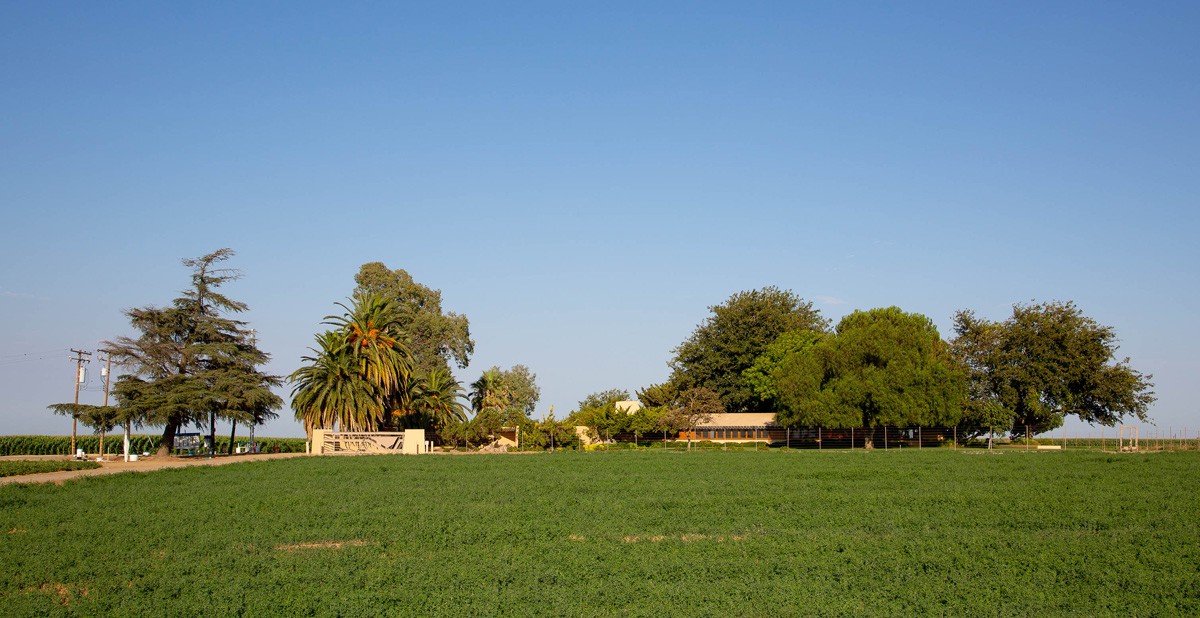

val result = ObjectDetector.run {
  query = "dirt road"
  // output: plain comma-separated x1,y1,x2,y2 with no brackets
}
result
0,452,307,486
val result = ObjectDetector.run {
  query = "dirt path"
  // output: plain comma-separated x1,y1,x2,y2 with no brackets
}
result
0,452,307,486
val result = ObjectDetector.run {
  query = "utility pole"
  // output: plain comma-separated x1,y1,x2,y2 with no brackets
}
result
69,349,92,457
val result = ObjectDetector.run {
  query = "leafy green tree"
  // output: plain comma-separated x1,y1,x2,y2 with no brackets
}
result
567,389,633,442
212,356,283,453
951,301,1155,436
290,331,382,436
669,287,829,411
578,389,631,412
627,405,667,444
354,262,474,375
775,307,965,446
470,365,540,424
635,382,679,408
104,249,282,456
330,295,413,395
742,330,824,410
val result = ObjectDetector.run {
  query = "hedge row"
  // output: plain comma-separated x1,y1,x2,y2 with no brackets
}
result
0,435,308,456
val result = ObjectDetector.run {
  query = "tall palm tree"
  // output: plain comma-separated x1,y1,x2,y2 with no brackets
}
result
324,294,412,393
291,330,384,434
290,294,414,439
469,368,507,416
415,369,468,430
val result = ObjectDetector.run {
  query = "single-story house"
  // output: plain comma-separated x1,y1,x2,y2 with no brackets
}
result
680,412,782,443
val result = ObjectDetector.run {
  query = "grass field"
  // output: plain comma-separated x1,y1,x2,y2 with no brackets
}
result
0,460,100,478
1,449,1197,616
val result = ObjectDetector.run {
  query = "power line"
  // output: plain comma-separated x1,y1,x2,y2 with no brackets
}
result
0,348,66,359
0,354,61,367
0,348,67,366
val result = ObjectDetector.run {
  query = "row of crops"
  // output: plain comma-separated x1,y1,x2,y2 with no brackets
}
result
0,435,308,456
1,449,1197,614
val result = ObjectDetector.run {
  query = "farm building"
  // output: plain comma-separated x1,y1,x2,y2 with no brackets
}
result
680,413,782,443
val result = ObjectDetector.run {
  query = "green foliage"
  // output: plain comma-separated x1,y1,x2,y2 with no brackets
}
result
291,295,413,433
393,368,469,441
0,460,100,478
635,382,678,408
470,365,540,422
568,389,633,439
512,415,579,450
742,330,824,409
354,262,474,374
577,389,630,412
104,248,282,455
0,451,1197,615
46,404,124,435
775,307,965,430
626,405,667,436
952,301,1155,436
669,287,829,411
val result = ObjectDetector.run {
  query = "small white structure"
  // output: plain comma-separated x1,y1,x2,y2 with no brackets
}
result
402,429,426,454
615,400,642,414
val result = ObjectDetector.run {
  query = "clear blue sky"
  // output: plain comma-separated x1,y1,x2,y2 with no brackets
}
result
2,2,1197,438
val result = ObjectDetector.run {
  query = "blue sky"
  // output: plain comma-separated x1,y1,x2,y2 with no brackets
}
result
2,2,1197,438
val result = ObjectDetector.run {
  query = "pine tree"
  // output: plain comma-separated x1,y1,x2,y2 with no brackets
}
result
104,249,282,456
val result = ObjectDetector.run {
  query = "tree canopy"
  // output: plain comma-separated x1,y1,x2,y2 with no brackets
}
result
951,301,1155,436
669,287,829,412
290,295,412,434
104,249,282,456
47,403,125,456
577,389,631,412
354,262,474,375
774,307,964,431
469,365,540,423
742,329,824,411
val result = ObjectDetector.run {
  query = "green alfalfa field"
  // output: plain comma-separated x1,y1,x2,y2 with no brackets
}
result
1,449,1198,616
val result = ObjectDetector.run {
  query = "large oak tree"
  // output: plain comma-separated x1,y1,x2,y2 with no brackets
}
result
951,301,1154,436
669,287,829,412
774,307,965,441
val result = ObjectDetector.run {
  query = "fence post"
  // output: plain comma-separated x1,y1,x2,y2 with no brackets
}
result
851,427,854,450
918,427,922,449
953,426,956,450
818,427,822,451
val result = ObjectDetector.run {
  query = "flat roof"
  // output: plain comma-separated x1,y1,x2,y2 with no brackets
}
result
697,413,777,428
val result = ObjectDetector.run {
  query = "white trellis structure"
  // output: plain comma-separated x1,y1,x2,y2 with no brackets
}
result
1119,425,1139,452
310,429,429,455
